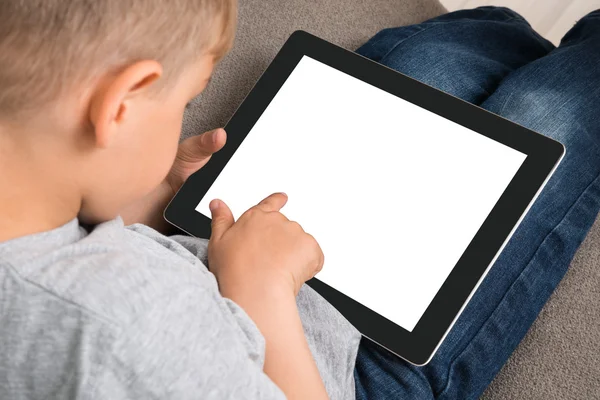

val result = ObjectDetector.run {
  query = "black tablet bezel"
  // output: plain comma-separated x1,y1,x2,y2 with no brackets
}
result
165,31,565,365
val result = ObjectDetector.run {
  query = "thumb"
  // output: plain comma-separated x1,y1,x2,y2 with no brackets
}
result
209,199,234,241
178,128,226,162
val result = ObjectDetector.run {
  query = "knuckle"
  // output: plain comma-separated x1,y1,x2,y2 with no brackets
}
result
304,232,318,246
304,233,324,271
268,210,286,223
317,252,325,272
258,199,272,209
244,207,260,218
289,220,304,232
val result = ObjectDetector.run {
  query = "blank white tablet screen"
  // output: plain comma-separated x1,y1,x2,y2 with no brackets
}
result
196,56,526,332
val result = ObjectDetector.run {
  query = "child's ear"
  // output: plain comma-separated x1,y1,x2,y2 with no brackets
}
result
89,60,163,148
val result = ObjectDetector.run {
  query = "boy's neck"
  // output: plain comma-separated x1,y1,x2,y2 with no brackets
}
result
0,127,82,243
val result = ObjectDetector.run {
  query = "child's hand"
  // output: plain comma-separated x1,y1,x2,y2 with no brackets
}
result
165,129,227,193
121,129,226,233
208,193,324,297
209,193,329,399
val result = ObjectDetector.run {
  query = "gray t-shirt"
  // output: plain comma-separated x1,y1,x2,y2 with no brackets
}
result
0,218,361,399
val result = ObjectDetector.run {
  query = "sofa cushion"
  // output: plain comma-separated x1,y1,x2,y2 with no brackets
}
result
181,1,600,398
181,0,445,138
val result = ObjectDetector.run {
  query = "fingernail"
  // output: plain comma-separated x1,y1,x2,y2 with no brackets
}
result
209,199,220,211
212,130,220,144
278,192,287,197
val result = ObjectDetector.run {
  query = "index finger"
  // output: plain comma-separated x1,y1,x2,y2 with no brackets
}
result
255,192,288,212
311,235,325,275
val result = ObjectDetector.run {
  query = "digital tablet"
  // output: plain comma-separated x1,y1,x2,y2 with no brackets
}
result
165,31,564,365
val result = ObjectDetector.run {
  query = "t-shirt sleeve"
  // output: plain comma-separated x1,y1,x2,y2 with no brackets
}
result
168,234,210,265
91,283,285,400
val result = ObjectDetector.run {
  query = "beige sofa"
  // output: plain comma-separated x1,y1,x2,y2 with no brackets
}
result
182,1,600,398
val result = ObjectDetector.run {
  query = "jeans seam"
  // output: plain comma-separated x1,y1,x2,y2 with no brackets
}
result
378,17,543,65
377,25,430,62
435,169,600,399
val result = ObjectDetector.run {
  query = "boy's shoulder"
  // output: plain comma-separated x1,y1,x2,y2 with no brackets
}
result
0,220,282,399
0,218,215,326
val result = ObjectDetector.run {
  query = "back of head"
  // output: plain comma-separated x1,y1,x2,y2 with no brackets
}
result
0,0,237,120
0,0,237,231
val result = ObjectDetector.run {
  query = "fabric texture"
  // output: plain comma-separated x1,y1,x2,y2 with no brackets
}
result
180,0,446,139
186,1,600,397
352,7,600,400
0,218,360,399
3,0,599,398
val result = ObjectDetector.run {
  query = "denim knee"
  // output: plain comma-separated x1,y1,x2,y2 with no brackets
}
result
487,80,600,153
358,7,553,103
561,8,600,45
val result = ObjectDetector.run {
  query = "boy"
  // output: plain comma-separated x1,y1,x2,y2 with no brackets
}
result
0,0,358,398
3,1,600,399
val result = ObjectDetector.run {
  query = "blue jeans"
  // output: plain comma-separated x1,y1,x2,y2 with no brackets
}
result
354,7,600,400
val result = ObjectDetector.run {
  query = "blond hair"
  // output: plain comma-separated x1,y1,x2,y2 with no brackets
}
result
0,0,237,119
